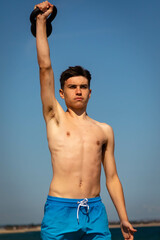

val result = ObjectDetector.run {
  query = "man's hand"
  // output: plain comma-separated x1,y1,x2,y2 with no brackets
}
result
120,220,137,240
34,1,54,20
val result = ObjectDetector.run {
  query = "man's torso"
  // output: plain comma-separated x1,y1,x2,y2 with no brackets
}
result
46,105,108,199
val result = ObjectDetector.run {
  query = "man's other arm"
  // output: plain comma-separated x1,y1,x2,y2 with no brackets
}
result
102,124,137,239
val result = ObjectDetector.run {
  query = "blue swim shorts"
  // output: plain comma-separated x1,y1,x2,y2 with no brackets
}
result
41,195,111,240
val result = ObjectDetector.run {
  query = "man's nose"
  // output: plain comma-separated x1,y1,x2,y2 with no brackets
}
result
75,87,82,95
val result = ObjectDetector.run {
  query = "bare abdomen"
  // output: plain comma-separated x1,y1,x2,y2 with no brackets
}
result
48,157,101,198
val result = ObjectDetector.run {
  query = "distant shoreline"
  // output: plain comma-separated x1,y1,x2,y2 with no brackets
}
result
109,222,160,228
0,222,160,234
0,226,41,234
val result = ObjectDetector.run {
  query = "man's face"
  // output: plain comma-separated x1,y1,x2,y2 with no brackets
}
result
59,76,91,110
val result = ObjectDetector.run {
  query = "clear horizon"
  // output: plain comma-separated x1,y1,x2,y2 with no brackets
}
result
1,219,160,227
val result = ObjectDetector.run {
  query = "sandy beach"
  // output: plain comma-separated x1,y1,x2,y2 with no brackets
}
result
0,222,160,234
0,226,41,234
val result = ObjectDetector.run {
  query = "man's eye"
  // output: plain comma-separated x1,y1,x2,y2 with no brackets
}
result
81,85,88,89
69,86,76,89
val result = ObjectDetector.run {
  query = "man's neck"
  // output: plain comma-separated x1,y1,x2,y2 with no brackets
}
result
66,108,88,120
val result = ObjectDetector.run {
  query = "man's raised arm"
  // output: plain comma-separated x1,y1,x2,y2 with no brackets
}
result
36,1,57,122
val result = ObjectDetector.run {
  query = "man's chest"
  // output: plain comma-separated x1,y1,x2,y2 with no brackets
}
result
47,119,107,150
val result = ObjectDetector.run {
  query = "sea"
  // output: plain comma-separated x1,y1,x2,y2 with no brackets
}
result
0,226,160,240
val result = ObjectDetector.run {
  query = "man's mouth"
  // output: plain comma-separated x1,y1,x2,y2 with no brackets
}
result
75,97,83,100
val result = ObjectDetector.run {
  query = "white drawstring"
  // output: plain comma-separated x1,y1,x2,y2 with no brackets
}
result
77,198,89,224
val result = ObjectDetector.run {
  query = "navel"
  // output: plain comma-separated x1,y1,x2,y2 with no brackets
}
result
66,131,70,136
79,179,83,187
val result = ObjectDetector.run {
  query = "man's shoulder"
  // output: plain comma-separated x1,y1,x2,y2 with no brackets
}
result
88,118,114,136
90,118,113,130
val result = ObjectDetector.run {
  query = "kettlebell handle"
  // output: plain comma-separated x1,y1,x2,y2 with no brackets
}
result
30,6,57,37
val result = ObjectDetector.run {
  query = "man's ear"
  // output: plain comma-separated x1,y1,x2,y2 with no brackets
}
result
89,89,92,99
59,89,64,99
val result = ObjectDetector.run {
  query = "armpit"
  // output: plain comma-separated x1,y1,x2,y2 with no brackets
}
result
48,105,54,115
43,105,59,124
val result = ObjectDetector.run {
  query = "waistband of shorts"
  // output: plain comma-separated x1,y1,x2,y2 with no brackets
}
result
46,195,102,205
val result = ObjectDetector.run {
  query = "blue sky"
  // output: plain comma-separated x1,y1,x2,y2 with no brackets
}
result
0,0,160,225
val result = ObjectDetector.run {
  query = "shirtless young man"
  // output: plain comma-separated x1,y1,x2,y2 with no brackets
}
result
35,1,137,240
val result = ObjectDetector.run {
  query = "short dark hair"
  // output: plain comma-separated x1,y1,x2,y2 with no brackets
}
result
60,66,91,89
